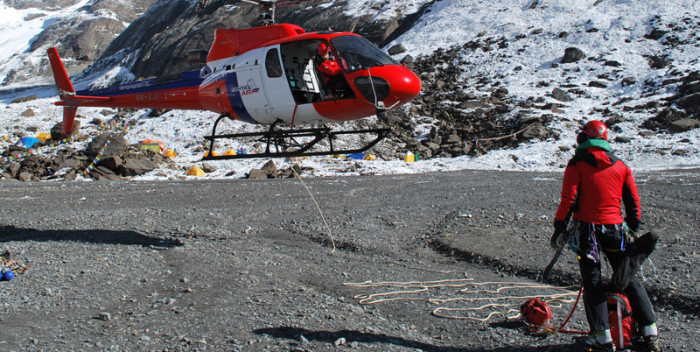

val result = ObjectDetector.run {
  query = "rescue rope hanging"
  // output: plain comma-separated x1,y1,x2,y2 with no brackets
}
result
291,166,336,253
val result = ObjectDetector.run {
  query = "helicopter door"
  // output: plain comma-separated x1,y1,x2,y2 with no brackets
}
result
231,67,270,123
261,47,296,123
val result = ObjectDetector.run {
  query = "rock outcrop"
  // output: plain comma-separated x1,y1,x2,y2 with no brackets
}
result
1,0,157,85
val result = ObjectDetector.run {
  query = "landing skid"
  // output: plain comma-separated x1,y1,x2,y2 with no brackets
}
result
203,115,389,160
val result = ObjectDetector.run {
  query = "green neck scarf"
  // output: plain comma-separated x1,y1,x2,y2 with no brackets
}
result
576,138,611,151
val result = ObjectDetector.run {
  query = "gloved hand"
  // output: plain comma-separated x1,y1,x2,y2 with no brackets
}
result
625,216,640,233
550,219,567,250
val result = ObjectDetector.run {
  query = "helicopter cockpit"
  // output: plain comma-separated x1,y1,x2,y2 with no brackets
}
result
329,35,397,72
279,35,398,104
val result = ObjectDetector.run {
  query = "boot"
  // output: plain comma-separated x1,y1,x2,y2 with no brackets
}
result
578,330,615,352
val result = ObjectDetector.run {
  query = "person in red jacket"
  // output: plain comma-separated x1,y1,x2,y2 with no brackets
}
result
315,43,346,98
552,120,659,352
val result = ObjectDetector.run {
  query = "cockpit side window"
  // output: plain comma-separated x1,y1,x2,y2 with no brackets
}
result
330,35,397,72
265,48,283,78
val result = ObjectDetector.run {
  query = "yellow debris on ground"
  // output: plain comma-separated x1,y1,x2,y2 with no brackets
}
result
186,166,205,177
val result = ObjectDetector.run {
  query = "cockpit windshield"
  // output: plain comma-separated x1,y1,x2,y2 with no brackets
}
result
330,35,397,73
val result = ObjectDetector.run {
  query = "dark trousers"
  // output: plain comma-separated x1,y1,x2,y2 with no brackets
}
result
576,222,657,332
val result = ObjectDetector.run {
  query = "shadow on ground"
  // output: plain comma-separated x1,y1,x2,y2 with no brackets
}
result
254,326,575,352
0,225,183,248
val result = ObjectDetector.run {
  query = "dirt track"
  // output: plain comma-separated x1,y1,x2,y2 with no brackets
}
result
0,169,698,352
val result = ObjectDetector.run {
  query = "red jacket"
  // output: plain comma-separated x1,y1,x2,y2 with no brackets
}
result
555,143,641,225
317,59,341,83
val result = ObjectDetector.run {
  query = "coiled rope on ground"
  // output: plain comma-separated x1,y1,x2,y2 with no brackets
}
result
344,278,582,323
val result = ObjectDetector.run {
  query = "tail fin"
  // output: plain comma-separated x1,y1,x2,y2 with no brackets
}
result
47,47,75,94
47,47,77,135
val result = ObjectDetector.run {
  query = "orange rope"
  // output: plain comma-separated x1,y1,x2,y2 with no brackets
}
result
546,284,588,335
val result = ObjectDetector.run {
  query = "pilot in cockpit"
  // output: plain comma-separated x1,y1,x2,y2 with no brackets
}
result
314,43,346,98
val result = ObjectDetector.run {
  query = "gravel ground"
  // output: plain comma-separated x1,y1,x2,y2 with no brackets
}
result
0,169,698,352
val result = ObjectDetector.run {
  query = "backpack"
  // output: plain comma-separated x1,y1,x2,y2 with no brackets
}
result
607,291,634,349
520,298,552,329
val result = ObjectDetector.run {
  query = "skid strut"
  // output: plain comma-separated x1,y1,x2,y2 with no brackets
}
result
203,115,389,160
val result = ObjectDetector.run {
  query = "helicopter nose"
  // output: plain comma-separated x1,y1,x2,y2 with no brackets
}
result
353,66,421,105
391,66,422,103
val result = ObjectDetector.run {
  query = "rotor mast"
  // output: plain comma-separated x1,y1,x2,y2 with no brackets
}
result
240,0,321,25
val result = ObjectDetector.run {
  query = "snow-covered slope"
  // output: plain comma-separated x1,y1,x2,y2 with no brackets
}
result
0,0,155,87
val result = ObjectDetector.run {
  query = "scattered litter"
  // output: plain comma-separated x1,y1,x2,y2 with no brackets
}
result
15,136,40,148
1,253,28,282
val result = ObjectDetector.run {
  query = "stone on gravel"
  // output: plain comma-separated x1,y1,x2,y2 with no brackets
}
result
248,169,267,179
117,158,157,177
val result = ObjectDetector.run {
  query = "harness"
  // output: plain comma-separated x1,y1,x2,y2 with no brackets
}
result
572,222,629,263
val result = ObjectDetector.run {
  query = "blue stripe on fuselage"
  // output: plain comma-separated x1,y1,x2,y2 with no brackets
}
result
76,70,203,96
224,72,257,124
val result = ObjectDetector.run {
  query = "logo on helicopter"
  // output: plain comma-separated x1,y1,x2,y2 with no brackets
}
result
231,79,260,96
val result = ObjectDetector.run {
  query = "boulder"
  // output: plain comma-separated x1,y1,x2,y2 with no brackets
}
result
201,163,217,173
401,55,415,71
670,118,700,132
261,160,278,178
7,163,21,178
621,77,636,86
388,44,407,56
86,133,128,157
647,55,670,69
561,47,585,63
679,80,700,96
677,93,700,113
551,88,573,102
521,123,550,140
117,158,157,177
90,166,122,181
57,156,85,170
97,155,122,171
645,28,668,40
247,169,268,179
50,120,81,141
18,171,33,182
21,109,35,117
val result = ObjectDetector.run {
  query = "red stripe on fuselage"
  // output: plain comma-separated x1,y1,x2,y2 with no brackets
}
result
312,98,376,121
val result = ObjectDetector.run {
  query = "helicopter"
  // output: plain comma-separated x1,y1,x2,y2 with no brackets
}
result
47,0,422,159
